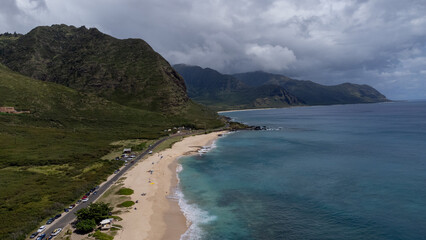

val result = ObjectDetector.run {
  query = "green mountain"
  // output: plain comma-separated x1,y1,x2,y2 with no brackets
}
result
0,24,190,113
234,71,389,105
174,64,302,110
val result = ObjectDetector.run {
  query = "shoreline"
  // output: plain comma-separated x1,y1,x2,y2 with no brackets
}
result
218,107,277,113
114,131,228,240
217,101,396,114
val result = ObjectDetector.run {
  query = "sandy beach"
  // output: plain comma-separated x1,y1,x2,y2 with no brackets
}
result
114,131,227,240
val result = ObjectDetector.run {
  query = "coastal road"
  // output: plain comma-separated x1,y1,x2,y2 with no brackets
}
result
36,132,194,239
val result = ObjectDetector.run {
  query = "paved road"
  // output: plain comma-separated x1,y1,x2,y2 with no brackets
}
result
36,132,188,238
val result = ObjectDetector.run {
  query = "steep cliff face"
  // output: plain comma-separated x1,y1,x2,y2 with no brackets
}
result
0,24,189,113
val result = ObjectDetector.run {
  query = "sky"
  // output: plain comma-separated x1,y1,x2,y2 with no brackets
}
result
1,0,426,100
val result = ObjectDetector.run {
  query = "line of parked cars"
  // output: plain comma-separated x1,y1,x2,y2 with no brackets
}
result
29,227,61,239
29,185,100,239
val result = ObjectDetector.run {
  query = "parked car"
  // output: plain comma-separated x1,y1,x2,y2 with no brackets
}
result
47,235,54,240
36,233,46,240
37,225,46,233
54,214,61,219
30,232,38,238
51,228,62,236
64,208,69,212
46,218,54,224
93,191,98,195
82,198,88,202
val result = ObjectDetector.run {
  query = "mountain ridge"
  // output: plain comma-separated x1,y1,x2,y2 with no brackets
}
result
174,64,388,110
233,71,388,105
173,64,303,110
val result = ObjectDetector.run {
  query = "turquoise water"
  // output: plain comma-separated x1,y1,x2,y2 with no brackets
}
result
178,101,426,240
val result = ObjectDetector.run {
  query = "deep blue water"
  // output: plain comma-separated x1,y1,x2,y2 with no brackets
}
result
178,101,426,240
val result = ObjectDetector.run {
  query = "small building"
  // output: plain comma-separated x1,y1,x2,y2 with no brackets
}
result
100,218,114,230
123,148,132,154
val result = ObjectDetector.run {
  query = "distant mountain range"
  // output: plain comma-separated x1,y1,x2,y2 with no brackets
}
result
174,64,389,110
173,64,303,110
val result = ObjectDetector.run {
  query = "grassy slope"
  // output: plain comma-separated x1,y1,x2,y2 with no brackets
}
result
0,64,221,240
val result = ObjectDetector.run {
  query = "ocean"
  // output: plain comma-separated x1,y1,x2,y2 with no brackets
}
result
177,101,426,240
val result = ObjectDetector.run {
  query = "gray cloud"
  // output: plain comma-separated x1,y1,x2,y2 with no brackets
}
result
0,0,425,99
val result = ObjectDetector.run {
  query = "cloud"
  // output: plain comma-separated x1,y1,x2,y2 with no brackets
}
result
245,44,296,71
16,0,47,10
0,0,425,99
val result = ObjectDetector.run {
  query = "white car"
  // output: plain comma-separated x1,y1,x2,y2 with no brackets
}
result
51,228,62,236
37,225,46,233
148,150,153,154
82,198,89,202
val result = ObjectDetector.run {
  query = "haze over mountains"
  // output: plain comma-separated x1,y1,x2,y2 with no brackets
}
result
175,64,388,110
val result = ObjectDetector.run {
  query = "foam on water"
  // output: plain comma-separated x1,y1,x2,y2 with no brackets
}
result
176,164,217,240
197,139,219,155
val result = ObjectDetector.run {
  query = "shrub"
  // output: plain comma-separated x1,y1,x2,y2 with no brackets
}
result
92,230,113,240
117,201,135,208
110,216,122,221
75,219,96,233
116,187,134,195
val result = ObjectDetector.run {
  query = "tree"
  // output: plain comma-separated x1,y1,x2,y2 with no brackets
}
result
75,219,96,233
75,202,112,224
